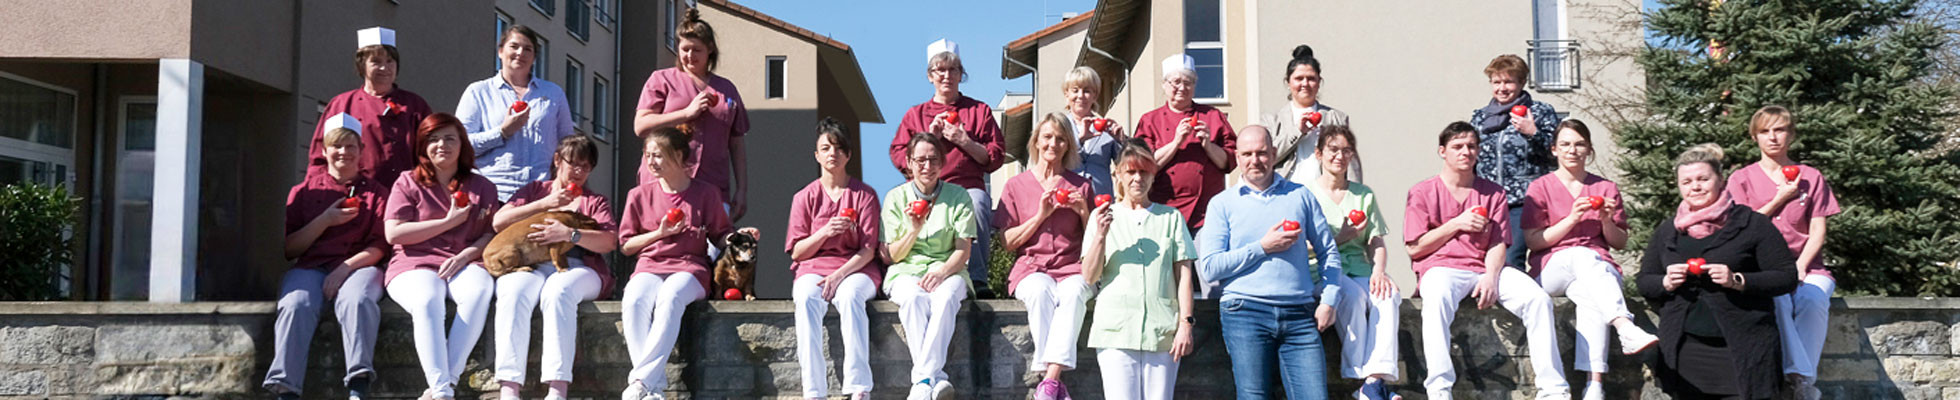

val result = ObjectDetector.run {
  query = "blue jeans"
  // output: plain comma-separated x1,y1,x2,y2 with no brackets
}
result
965,187,993,292
1505,205,1528,270
1219,298,1330,400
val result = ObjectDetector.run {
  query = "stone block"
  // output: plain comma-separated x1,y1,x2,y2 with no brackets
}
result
93,360,254,395
1817,357,1882,382
700,366,755,391
0,368,45,395
1822,313,1866,355
1868,320,1951,356
0,326,94,365
95,325,253,363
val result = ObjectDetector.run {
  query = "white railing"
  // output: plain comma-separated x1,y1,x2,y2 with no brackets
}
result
1527,40,1582,92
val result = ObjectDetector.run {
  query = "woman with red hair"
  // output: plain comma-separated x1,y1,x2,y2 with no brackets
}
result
382,113,501,400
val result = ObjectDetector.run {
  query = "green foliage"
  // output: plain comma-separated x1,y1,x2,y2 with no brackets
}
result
987,232,1014,299
1620,0,1960,295
0,183,78,301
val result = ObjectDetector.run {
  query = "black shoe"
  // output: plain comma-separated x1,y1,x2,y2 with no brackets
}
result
277,393,302,400
347,376,372,400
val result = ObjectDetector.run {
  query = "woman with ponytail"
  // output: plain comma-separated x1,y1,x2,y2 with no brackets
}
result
1636,143,1799,400
1262,44,1359,184
632,7,753,220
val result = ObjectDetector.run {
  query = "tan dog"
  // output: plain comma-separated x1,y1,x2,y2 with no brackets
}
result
712,230,759,300
483,210,601,277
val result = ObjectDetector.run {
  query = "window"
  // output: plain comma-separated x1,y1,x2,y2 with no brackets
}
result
1183,0,1226,101
530,0,555,17
532,36,550,80
765,56,787,99
0,72,77,188
495,11,514,72
595,0,617,30
110,97,155,300
592,75,612,141
566,0,590,42
565,57,584,132
664,0,679,49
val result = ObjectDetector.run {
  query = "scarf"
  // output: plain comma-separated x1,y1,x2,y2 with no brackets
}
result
1477,91,1534,135
1673,191,1735,239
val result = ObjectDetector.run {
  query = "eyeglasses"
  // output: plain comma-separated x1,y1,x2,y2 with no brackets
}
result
559,158,594,173
929,67,960,76
910,156,944,165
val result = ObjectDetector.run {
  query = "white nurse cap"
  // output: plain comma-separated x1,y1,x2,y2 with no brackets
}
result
357,27,396,49
1161,54,1196,80
926,38,959,62
325,113,363,137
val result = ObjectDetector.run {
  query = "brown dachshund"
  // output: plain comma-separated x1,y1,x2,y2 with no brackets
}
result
482,210,601,277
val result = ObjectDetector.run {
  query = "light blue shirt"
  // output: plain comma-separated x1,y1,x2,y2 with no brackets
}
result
1196,177,1344,307
457,74,577,201
1069,117,1120,197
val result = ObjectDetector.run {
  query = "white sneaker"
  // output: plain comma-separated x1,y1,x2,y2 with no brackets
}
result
1582,381,1605,400
621,381,655,400
1618,325,1659,355
931,380,956,400
1792,375,1821,400
1534,387,1571,400
908,381,933,400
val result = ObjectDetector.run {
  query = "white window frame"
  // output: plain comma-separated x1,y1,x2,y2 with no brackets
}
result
1183,0,1227,103
765,56,787,99
0,71,80,187
530,0,555,17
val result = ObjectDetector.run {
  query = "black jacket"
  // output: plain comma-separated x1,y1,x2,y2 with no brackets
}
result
1636,205,1800,399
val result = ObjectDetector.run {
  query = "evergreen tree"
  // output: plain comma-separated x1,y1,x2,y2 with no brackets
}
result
1618,0,1960,295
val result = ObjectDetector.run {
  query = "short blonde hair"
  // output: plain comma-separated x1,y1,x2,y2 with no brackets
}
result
1677,143,1726,171
323,127,361,147
1062,66,1102,99
1484,54,1530,82
1030,112,1082,170
1748,105,1794,137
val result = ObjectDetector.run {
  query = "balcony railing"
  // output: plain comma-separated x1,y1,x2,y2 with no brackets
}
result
1527,40,1582,92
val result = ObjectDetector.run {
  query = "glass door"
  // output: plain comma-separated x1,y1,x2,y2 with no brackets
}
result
109,97,156,300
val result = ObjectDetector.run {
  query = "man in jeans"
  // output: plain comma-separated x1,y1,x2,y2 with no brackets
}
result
1198,125,1345,399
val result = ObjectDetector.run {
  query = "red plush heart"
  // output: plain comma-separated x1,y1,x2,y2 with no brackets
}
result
723,288,743,301
1511,105,1528,117
1305,111,1324,127
1686,258,1707,275
944,112,959,125
1348,210,1366,226
1587,196,1605,209
1054,189,1072,205
567,183,583,198
342,197,362,209
1095,194,1113,209
1471,206,1488,217
512,100,529,114
1782,165,1800,181
665,208,686,225
1092,118,1112,132
452,191,470,208
1280,220,1301,231
910,200,931,218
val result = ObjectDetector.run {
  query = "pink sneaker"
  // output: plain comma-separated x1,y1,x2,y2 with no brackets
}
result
1035,379,1071,400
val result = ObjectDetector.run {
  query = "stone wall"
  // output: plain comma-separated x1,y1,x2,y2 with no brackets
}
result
1,298,1956,399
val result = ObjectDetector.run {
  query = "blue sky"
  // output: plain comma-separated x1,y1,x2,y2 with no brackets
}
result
733,0,1099,191
733,0,1663,191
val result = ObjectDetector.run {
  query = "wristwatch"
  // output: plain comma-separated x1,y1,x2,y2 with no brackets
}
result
1183,315,1196,325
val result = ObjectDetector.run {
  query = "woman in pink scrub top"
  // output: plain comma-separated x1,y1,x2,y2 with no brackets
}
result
631,7,751,220
995,112,1095,399
1723,106,1840,399
486,135,618,400
306,27,433,185
784,118,884,400
381,113,500,400
617,126,761,400
1520,120,1657,399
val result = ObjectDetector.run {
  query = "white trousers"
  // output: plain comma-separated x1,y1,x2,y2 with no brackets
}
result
384,265,495,398
1095,348,1179,400
1536,247,1637,372
886,274,969,383
1778,274,1835,379
1014,273,1091,371
1334,272,1402,381
492,260,603,384
622,272,706,390
1419,267,1568,398
791,273,878,397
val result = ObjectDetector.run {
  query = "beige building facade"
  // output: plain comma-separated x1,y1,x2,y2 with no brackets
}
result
1001,0,1645,287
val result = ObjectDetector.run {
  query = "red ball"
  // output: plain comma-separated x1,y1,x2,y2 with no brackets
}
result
723,288,743,300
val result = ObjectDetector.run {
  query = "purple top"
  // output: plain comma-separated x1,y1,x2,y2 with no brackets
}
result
383,171,501,285
635,68,750,198
284,172,390,271
1521,174,1629,274
506,180,619,298
618,180,730,287
1724,164,1841,277
1403,176,1511,278
307,87,433,186
885,96,1007,190
992,171,1093,293
783,180,885,290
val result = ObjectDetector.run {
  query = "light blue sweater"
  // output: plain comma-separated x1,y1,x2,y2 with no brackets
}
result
1197,178,1344,307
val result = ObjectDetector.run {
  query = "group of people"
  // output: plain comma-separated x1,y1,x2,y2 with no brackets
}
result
267,9,1841,400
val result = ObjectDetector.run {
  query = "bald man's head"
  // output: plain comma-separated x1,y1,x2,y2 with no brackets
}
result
1237,124,1277,187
